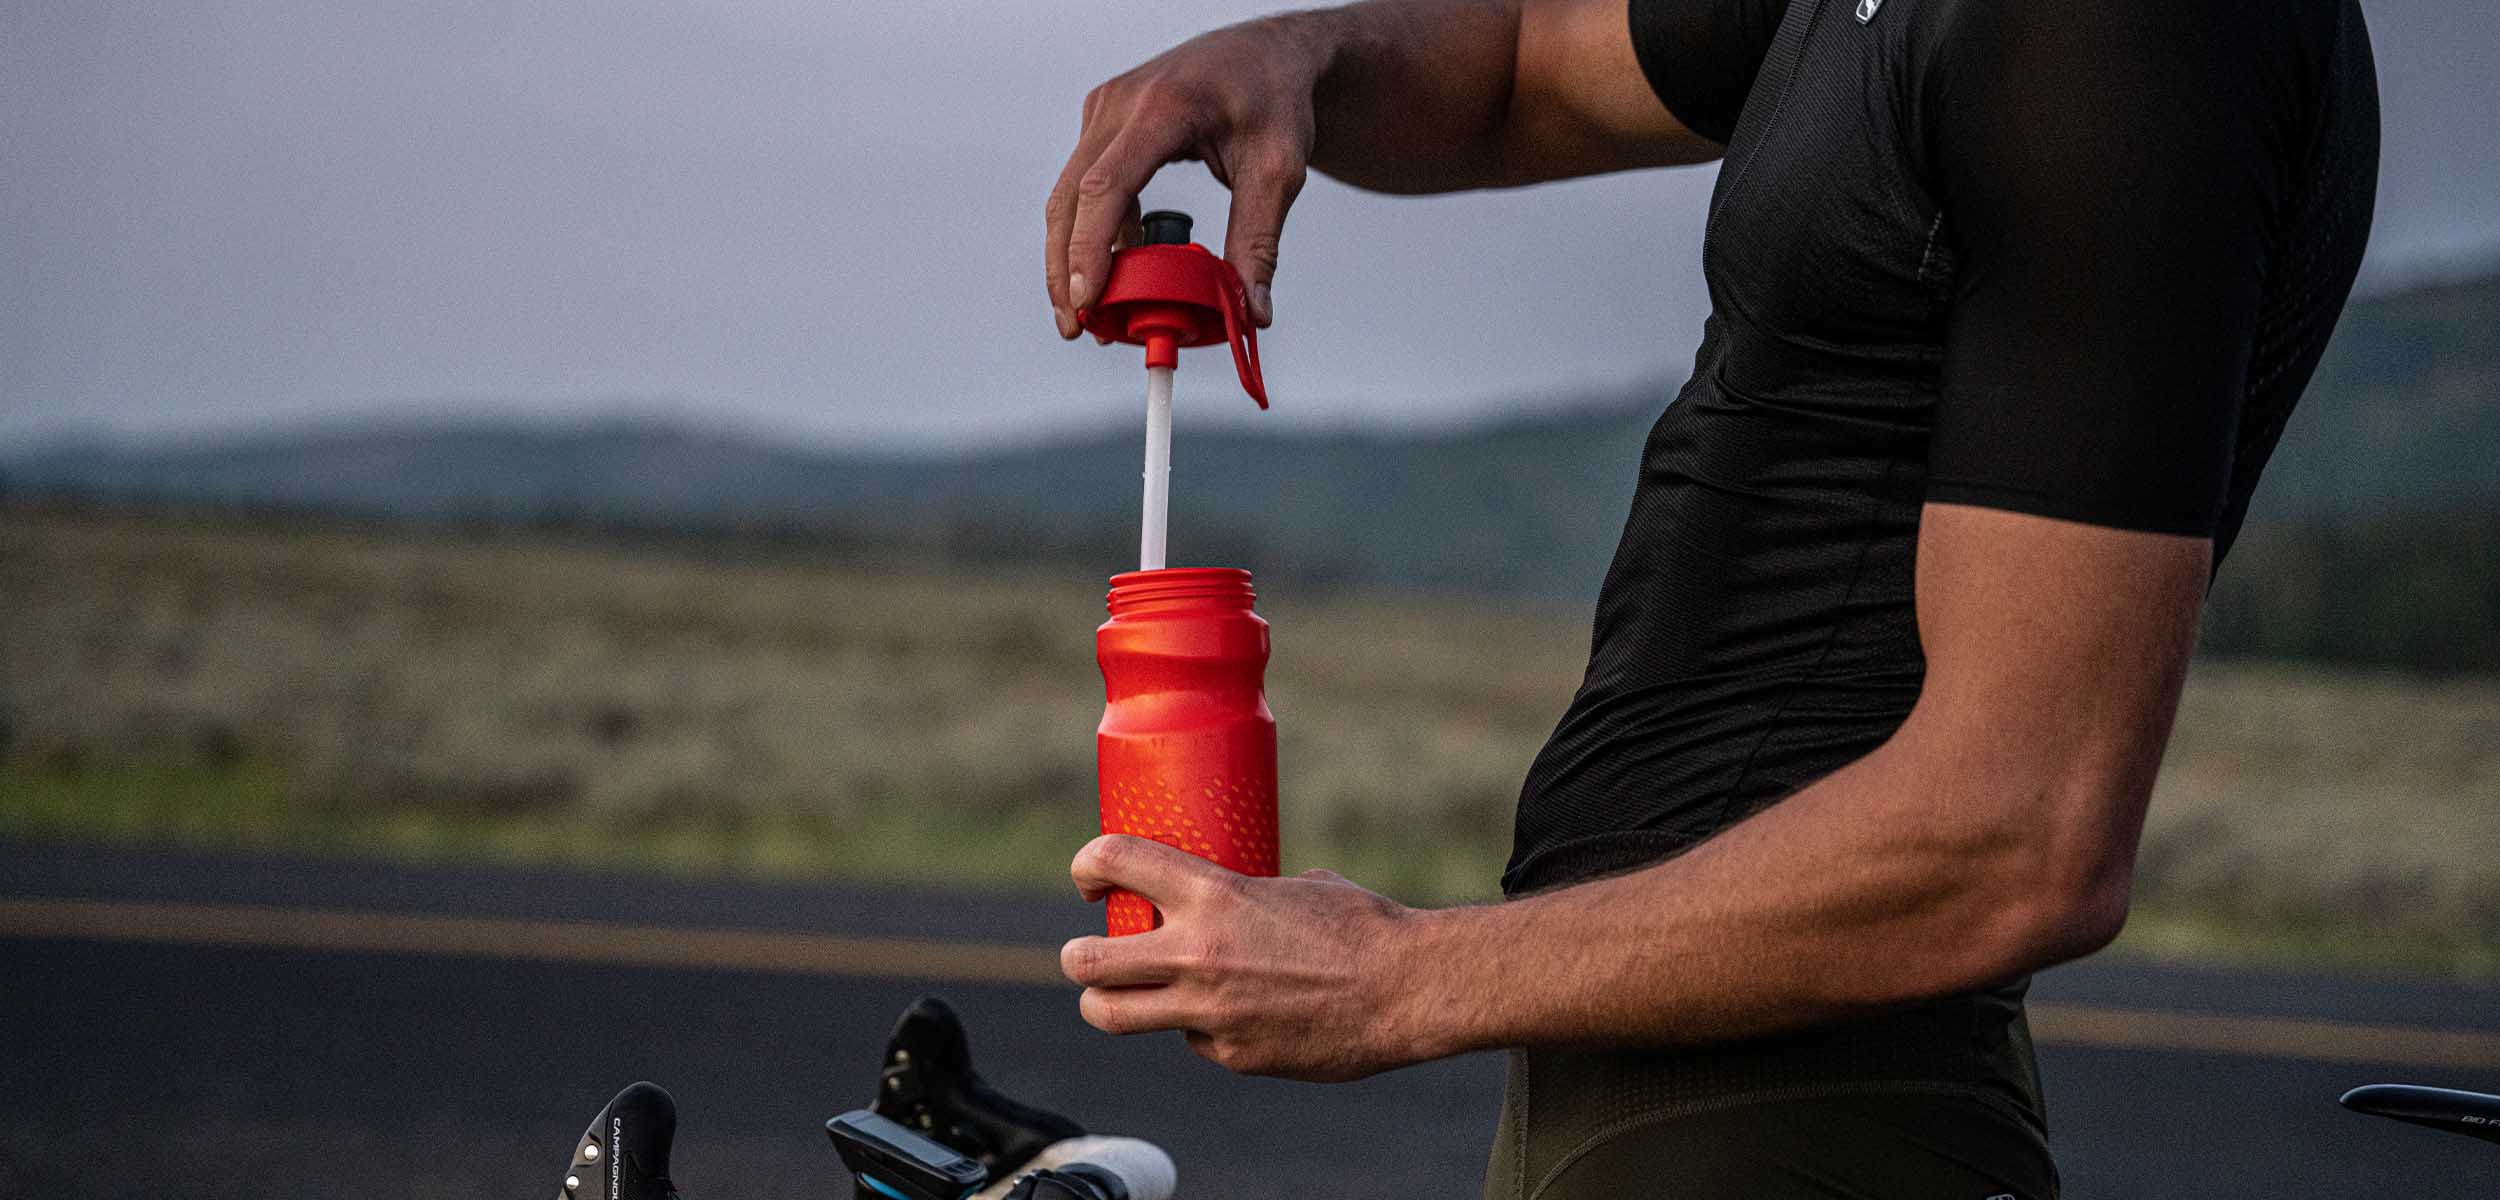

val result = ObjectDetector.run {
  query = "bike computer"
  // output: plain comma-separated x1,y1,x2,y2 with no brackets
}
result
827,1109,990,1200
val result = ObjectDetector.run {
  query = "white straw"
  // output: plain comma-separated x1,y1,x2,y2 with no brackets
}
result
1139,365,1173,571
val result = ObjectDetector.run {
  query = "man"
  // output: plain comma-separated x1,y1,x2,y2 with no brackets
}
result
1045,0,2378,1194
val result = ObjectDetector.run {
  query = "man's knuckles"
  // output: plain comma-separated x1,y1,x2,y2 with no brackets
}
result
1043,184,1078,227
1069,834,1127,880
1060,935,1110,984
1073,161,1130,202
1166,929,1227,977
1076,834,1237,899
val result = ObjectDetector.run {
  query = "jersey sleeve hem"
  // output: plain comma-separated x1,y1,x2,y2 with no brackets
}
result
1628,0,1737,145
1923,477,2219,539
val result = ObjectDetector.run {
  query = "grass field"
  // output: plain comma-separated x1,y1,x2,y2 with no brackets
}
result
4,504,2496,976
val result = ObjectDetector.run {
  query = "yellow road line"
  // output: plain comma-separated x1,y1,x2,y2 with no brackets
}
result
2027,1002,2500,1071
6,896,2496,1070
0,896,1067,988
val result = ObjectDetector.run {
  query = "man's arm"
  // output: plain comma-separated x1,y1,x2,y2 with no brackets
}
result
1059,503,2206,1079
1391,503,2205,1052
1044,0,1715,337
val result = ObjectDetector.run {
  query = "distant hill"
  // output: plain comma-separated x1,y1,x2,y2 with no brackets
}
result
7,272,2495,604
1,395,1668,601
2255,270,2500,515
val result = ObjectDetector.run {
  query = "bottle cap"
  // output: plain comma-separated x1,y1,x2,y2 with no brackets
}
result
1078,210,1267,407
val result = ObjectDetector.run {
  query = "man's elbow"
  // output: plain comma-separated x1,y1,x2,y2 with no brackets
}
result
1862,833,2137,1008
1976,846,2137,982
1916,791,2143,995
2016,870,2134,966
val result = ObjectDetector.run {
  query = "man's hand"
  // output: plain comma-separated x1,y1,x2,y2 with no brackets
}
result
1044,1,1719,342
1045,19,1322,339
1059,835,1430,1082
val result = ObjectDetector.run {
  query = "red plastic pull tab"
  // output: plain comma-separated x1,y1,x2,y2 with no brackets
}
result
1078,241,1268,408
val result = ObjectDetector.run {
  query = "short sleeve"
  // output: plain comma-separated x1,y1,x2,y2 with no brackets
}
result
1627,0,1791,145
1922,0,2290,537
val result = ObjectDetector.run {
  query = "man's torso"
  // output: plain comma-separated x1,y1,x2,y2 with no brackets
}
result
1496,0,2379,1144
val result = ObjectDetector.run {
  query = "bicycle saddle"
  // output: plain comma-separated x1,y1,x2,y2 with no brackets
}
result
557,1081,684,1200
2340,1083,2500,1145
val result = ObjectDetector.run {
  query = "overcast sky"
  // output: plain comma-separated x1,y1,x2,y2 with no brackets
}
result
4,1,2494,454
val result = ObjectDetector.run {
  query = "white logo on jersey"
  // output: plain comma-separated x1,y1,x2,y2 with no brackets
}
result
1857,0,1883,22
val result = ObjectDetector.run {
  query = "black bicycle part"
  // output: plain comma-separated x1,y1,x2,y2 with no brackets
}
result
556,1081,682,1200
1004,1163,1133,1200
828,1108,991,1200
2341,1083,2500,1145
873,995,1087,1177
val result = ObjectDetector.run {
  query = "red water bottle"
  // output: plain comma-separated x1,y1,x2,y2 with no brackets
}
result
1095,568,1279,935
1079,210,1277,936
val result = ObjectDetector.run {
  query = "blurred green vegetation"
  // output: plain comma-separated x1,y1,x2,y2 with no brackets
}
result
0,756,1103,888
1,759,294,842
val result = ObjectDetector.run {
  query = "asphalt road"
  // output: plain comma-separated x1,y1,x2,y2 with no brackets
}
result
3,840,2495,1198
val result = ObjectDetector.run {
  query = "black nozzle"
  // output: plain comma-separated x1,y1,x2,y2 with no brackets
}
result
1139,211,1193,246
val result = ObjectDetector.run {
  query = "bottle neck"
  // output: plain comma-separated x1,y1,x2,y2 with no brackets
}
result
1105,567,1256,617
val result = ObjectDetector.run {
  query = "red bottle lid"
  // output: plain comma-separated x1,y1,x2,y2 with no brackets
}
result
1077,211,1268,408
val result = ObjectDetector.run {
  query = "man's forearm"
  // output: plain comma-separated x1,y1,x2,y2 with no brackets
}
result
1379,507,2195,1060
1391,723,2130,1058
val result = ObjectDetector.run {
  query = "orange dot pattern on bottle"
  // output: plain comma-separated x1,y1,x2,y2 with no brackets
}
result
1101,773,1279,936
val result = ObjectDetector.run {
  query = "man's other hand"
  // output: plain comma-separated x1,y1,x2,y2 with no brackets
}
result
1060,834,1432,1082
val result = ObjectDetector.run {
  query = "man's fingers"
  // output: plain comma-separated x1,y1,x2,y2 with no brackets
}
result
1046,95,1125,340
1044,163,1088,339
1220,141,1307,329
1071,834,1230,909
1079,985,1196,1037
1066,129,1172,314
1060,929,1185,989
1047,174,1142,340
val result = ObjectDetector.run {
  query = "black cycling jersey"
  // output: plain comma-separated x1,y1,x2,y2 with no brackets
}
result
1510,0,2378,907
1494,0,2378,1176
